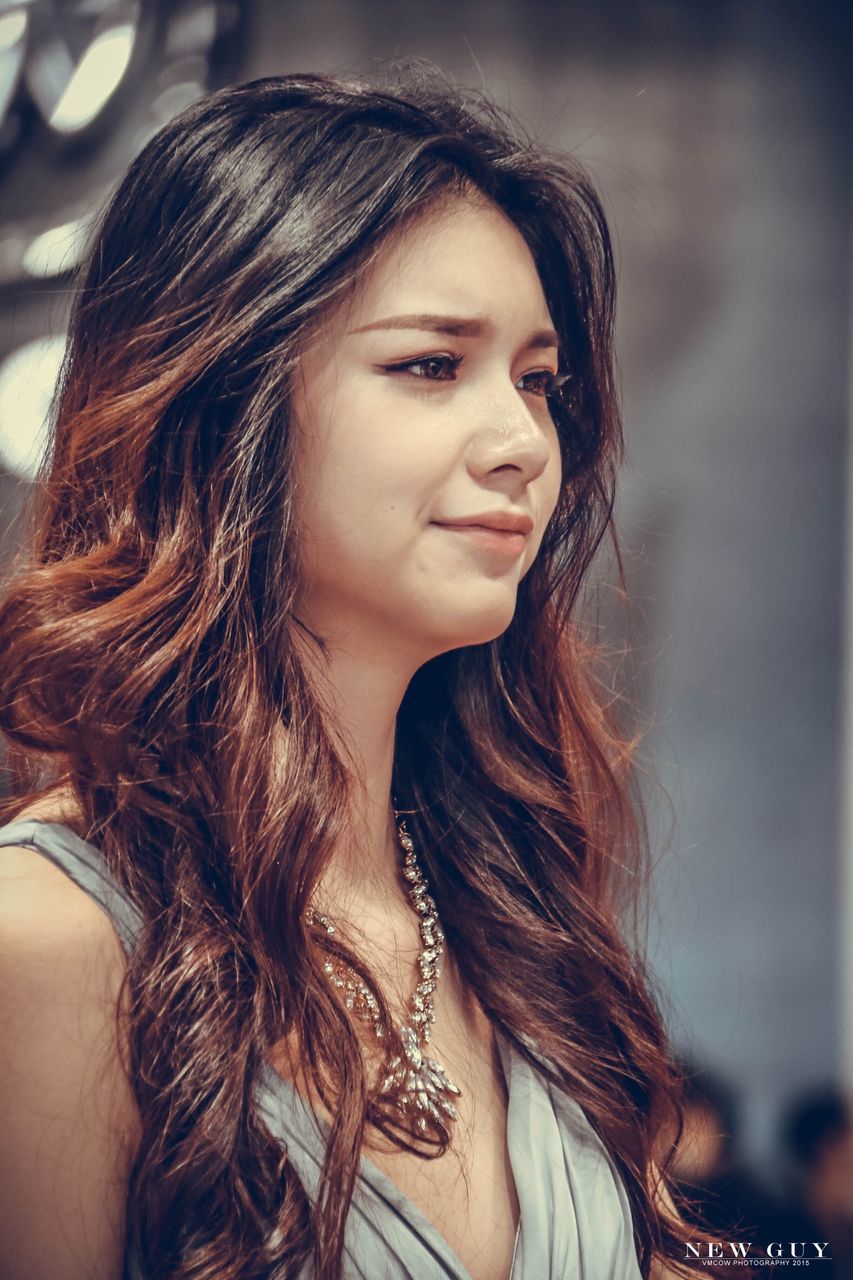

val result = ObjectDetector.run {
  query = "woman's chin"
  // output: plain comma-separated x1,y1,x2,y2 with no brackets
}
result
419,595,518,654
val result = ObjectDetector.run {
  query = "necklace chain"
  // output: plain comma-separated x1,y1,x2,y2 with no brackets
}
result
306,811,462,1132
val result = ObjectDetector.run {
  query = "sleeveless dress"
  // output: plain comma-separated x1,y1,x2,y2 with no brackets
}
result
0,817,645,1280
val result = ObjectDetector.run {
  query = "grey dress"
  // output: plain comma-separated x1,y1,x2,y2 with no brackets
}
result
0,818,644,1280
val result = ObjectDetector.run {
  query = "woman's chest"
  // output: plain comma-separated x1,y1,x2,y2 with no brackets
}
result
364,1075,520,1280
270,987,521,1279
361,1000,521,1280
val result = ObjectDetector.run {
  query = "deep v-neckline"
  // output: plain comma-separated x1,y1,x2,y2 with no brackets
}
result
258,1032,522,1280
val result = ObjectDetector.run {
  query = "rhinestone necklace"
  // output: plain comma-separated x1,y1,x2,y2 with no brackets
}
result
306,811,462,1134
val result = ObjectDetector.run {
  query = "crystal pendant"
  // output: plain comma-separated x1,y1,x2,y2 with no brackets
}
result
381,1024,462,1133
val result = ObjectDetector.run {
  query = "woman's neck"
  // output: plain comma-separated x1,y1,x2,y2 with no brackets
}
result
303,628,421,910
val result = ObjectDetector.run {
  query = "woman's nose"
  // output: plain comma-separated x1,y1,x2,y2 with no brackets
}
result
464,385,554,485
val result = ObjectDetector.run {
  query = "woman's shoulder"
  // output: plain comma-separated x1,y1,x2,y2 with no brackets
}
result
0,790,132,1068
0,789,106,931
0,790,131,1026
0,795,141,1280
0,788,142,957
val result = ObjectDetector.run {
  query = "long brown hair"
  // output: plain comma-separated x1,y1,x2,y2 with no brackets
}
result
0,61,712,1278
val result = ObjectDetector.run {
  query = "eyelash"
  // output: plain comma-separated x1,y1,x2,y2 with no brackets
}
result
382,353,567,400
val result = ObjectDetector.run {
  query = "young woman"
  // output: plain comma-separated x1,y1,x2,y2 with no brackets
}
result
0,65,710,1280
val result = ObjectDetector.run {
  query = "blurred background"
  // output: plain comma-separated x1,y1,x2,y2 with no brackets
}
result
0,0,850,1251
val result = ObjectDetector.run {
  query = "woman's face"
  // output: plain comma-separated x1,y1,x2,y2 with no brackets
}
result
290,195,563,663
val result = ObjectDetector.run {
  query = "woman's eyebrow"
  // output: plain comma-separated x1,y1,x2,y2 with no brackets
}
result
350,312,560,351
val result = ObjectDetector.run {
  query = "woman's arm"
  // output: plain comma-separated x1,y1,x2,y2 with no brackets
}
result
0,845,141,1280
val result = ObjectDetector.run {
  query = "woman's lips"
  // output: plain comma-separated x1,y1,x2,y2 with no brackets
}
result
432,522,528,557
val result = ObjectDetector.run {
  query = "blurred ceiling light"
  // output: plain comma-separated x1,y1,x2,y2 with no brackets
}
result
0,11,28,48
0,198,103,284
21,0,141,137
0,8,28,123
0,0,250,285
21,213,91,276
48,21,137,133
0,335,65,480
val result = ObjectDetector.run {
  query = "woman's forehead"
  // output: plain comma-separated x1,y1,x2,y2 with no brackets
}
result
331,198,556,342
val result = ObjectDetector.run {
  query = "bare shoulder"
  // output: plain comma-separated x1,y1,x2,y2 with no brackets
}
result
0,789,117,957
0,842,127,998
0,795,141,1280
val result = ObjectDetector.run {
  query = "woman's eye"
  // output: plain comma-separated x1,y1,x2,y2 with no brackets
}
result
385,354,463,382
518,369,560,398
382,357,570,401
